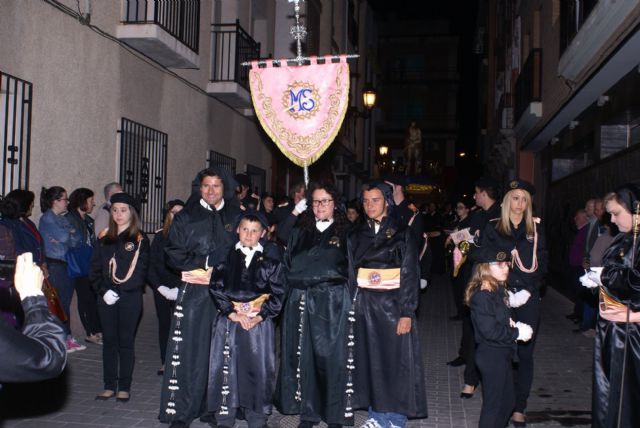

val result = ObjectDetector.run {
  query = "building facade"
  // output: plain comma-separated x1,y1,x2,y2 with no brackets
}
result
1,0,374,228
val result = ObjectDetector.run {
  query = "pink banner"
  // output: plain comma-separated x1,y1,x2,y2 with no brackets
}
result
249,56,350,167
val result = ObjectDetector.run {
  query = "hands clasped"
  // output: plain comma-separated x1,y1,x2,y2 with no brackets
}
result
515,321,533,342
229,312,263,330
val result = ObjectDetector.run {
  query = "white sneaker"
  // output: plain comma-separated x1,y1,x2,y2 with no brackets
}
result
359,419,383,428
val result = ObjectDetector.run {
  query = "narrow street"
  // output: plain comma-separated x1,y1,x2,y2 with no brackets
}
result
0,275,592,428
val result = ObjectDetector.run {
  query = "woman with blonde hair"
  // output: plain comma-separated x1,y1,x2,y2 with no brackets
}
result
480,179,548,427
466,248,532,428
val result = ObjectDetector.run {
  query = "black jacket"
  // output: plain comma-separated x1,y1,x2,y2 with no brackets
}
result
481,219,548,294
0,295,66,383
470,289,519,347
164,199,241,272
601,232,640,310
90,230,150,295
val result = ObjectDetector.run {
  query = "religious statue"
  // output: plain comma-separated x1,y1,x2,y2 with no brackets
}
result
404,121,423,176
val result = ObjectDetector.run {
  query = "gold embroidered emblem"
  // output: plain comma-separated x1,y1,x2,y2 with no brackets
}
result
282,81,320,120
510,180,518,189
328,236,340,247
124,242,135,252
386,228,396,238
496,251,507,261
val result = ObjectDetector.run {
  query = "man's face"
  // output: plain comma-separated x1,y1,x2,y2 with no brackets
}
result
585,200,595,217
294,187,306,204
200,176,224,207
473,187,486,208
362,188,387,221
346,208,359,223
594,201,605,220
237,219,264,247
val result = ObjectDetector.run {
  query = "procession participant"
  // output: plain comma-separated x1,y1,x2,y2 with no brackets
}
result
276,182,353,428
208,212,286,428
580,184,640,428
159,167,241,428
347,182,427,428
91,192,150,402
148,199,184,376
481,179,548,427
465,248,532,428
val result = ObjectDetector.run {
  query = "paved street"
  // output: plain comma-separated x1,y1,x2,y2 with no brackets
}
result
0,275,592,428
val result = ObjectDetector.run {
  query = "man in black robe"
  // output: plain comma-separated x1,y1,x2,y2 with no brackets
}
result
159,167,241,428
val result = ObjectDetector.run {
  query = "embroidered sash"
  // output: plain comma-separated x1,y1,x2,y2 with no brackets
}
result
357,268,401,290
232,293,270,318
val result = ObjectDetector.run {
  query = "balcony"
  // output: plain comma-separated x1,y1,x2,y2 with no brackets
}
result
514,49,542,141
559,0,640,82
116,0,200,69
206,21,261,113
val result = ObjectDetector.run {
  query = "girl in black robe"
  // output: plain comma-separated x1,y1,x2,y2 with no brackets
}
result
580,184,640,428
347,182,427,428
208,213,286,428
275,182,353,428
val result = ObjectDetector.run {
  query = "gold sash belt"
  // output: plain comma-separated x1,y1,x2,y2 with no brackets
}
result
357,268,401,290
599,287,640,323
232,294,270,318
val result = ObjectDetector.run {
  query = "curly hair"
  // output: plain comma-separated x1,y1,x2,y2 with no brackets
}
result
297,181,349,237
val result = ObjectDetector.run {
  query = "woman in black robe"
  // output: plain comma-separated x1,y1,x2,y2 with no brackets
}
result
347,182,427,428
275,182,353,428
580,184,640,428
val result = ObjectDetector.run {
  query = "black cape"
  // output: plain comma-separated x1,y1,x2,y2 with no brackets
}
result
207,247,286,415
593,233,640,428
347,217,428,418
275,223,353,425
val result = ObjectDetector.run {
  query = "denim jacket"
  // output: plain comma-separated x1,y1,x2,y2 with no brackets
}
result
39,210,80,261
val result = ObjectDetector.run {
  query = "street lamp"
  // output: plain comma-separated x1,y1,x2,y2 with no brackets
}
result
379,145,389,156
362,84,377,110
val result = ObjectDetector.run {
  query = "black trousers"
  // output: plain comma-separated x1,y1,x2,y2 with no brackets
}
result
217,407,267,428
75,275,102,336
150,286,174,365
511,292,541,413
476,345,514,428
97,291,142,392
461,310,479,386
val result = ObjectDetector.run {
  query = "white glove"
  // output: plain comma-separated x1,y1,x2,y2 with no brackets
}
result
103,289,120,305
158,285,179,301
508,289,531,308
515,321,533,342
420,279,428,290
588,267,603,286
294,198,308,214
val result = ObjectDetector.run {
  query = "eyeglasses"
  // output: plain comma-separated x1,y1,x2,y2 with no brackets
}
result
312,199,334,207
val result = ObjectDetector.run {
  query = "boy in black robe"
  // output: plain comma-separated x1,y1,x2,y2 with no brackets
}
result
208,212,286,428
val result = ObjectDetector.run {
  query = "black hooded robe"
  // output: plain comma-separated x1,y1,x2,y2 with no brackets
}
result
346,218,428,419
158,198,240,425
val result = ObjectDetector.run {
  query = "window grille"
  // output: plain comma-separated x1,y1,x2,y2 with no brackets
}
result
1,71,32,196
207,150,236,174
246,164,266,196
118,118,167,233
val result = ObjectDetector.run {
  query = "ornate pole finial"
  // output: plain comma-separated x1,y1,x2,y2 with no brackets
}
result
288,0,307,65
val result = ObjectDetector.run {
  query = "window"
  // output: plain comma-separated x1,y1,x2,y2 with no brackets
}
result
560,0,599,53
0,71,32,196
118,118,167,233
207,150,236,174
246,164,266,196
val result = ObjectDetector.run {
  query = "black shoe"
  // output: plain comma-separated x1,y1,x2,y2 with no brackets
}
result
200,412,217,426
512,420,526,427
157,368,165,376
298,421,315,428
115,391,130,402
446,356,465,367
94,390,115,400
169,422,189,428
460,384,475,399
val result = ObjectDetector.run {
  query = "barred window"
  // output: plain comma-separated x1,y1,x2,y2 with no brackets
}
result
246,164,266,196
1,71,32,196
118,118,167,232
207,150,236,174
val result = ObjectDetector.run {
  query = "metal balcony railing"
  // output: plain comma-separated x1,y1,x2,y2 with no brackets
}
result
210,20,261,91
122,0,200,53
514,49,542,124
